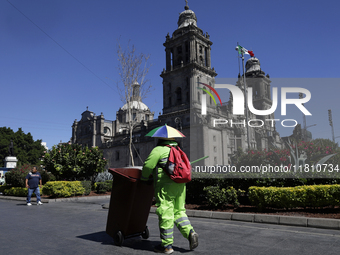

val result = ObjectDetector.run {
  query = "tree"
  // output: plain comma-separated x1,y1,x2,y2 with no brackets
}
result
43,143,107,182
232,138,340,185
116,41,152,166
0,127,45,167
5,164,31,187
5,164,54,187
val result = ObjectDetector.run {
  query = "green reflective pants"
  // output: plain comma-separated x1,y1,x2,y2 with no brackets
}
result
154,174,194,247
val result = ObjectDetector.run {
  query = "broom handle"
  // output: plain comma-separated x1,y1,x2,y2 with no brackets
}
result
190,156,209,164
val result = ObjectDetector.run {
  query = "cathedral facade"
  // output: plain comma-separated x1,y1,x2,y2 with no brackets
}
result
71,3,283,168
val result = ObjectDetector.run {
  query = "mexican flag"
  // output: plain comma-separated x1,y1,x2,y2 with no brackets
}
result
236,45,254,57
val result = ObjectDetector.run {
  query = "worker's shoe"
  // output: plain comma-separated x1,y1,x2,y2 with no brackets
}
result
154,244,174,254
37,201,43,205
189,229,198,250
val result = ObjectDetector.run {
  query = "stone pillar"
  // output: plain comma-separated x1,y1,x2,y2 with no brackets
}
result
181,43,185,61
92,118,96,147
207,46,211,68
166,49,171,71
190,39,196,62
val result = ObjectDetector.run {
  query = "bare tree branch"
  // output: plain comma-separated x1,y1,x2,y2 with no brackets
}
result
116,39,152,166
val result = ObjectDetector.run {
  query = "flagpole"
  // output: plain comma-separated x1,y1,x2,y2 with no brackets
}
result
241,52,251,150
237,42,241,76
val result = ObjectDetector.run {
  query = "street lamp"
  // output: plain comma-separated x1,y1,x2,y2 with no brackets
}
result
328,109,335,143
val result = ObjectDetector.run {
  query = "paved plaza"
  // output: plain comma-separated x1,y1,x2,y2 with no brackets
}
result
1,197,340,254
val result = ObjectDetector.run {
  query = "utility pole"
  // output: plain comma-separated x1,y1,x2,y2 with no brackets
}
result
241,54,250,150
328,109,335,143
299,93,307,140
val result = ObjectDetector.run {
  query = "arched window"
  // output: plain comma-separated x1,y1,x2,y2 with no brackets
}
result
185,41,189,63
104,127,110,136
200,56,203,65
177,56,183,66
170,49,174,68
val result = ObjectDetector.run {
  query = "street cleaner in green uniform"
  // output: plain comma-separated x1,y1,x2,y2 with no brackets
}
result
141,136,198,254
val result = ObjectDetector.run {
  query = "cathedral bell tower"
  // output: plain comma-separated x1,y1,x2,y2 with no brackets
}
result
244,57,277,149
160,1,217,116
245,57,273,117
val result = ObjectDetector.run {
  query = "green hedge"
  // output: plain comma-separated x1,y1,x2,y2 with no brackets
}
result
81,181,92,195
94,180,113,194
42,181,85,198
5,187,30,197
0,185,9,193
3,187,44,197
186,176,216,204
204,186,243,208
249,184,340,210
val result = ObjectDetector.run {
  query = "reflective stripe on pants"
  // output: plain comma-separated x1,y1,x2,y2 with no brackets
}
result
155,174,194,246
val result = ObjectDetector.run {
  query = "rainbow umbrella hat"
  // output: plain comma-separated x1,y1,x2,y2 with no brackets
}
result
145,124,185,138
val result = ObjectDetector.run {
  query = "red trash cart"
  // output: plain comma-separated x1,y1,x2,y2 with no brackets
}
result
106,167,154,246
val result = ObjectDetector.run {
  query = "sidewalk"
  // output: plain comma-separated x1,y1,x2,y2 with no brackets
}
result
0,194,111,203
2,194,340,231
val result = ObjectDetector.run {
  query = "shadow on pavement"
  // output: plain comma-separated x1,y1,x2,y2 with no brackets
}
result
122,238,158,252
77,231,180,252
119,238,191,253
77,231,113,245
172,247,191,253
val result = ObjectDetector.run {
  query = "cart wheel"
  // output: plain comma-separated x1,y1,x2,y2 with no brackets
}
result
114,231,124,246
141,226,149,239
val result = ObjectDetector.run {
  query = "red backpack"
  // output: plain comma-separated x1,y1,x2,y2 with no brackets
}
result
160,145,192,183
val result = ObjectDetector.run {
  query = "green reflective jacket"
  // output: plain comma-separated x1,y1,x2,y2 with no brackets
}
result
141,140,178,181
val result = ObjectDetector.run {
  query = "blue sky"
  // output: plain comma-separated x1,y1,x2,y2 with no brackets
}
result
1,0,339,149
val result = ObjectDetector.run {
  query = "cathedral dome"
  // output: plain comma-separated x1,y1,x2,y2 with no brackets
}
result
178,2,197,28
246,57,261,73
121,101,149,111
